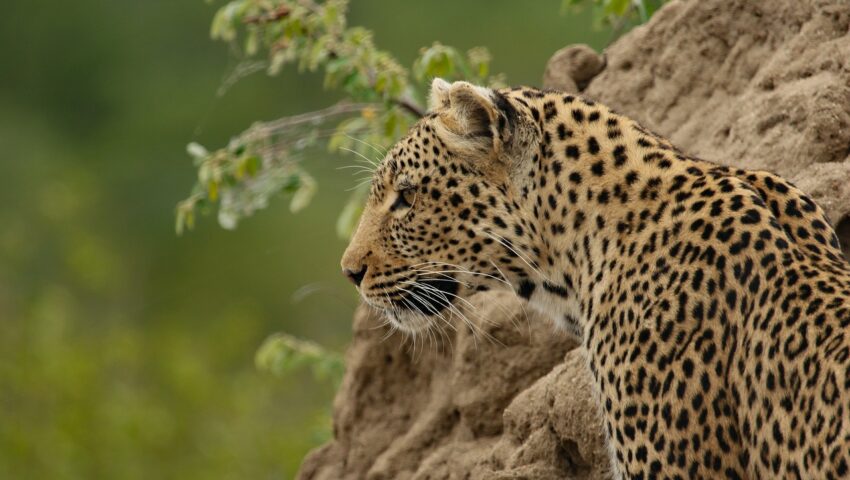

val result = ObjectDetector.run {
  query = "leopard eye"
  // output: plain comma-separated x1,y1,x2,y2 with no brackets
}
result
391,187,416,211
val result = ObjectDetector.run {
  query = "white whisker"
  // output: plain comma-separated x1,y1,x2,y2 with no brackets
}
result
339,146,380,168
479,227,550,283
345,134,387,157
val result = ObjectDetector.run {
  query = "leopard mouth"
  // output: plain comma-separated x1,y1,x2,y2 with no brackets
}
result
392,276,460,316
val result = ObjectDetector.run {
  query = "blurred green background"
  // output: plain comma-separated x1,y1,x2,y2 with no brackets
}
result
0,1,607,478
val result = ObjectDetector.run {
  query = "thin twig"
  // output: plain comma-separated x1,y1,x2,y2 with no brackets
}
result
393,97,425,118
243,5,291,24
243,1,425,119
260,102,376,132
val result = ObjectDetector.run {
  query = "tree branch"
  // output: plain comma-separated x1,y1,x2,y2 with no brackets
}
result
243,5,291,25
393,97,425,118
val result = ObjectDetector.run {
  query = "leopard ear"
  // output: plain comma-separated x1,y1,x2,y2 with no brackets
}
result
428,77,452,111
435,80,516,155
447,81,499,137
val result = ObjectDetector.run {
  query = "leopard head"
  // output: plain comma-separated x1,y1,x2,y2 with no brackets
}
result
340,79,539,333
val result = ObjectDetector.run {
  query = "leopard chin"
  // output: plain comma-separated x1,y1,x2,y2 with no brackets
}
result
383,309,432,334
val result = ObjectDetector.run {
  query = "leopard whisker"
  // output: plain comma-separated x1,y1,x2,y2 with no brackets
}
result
408,280,502,348
395,284,453,329
400,281,458,354
402,279,476,312
344,134,387,158
397,293,445,358
347,178,374,191
489,259,533,336
401,280,477,341
411,263,522,330
379,292,405,343
408,269,472,288
407,261,525,334
479,227,551,284
339,146,380,168
411,261,512,287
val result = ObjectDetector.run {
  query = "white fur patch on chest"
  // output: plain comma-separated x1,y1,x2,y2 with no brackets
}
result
527,288,584,340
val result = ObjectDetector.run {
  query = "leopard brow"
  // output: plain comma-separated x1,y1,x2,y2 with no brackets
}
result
395,164,440,189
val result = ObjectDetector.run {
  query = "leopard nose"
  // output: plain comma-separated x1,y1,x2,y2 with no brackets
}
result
343,265,368,287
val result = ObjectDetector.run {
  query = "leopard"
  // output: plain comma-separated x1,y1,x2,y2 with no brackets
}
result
340,78,850,479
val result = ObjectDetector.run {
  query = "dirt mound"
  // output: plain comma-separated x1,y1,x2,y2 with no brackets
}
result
298,0,850,477
581,0,850,255
297,292,606,480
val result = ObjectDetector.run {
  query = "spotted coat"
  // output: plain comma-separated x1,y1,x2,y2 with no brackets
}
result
341,79,850,479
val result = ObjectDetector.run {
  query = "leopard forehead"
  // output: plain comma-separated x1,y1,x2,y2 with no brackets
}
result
372,119,444,196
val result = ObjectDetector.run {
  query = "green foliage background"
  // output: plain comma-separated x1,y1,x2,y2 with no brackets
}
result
0,1,627,478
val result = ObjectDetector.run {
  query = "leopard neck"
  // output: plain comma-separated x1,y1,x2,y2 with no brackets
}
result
496,91,704,335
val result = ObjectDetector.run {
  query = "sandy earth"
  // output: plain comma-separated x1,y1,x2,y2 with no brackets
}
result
298,0,850,478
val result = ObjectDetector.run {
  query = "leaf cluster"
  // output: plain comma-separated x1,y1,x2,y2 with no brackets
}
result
255,333,345,385
178,0,501,237
561,0,668,33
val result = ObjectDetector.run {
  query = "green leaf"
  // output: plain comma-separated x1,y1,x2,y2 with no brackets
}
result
207,180,219,202
245,28,259,55
605,0,632,16
282,174,301,193
336,183,368,239
186,142,209,160
289,173,316,213
235,155,259,179
467,47,492,81
175,210,186,235
210,1,246,41
243,155,259,177
255,333,345,385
